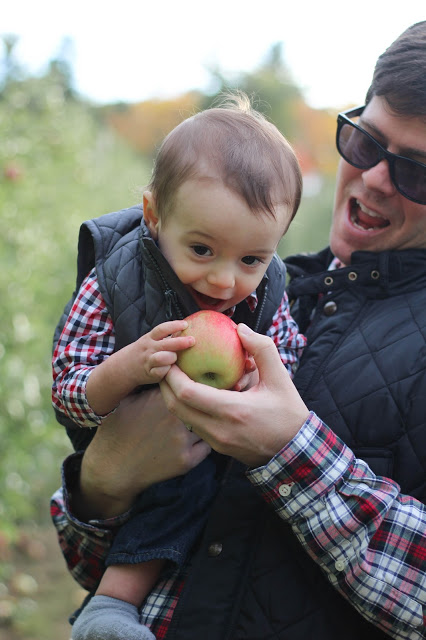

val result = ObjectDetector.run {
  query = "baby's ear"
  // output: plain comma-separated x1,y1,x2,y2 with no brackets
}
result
143,191,160,238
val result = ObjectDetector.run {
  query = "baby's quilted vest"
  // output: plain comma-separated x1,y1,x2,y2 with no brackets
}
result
52,205,287,451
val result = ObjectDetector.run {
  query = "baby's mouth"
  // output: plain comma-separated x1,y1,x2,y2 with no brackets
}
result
196,291,221,305
189,288,224,309
350,199,390,231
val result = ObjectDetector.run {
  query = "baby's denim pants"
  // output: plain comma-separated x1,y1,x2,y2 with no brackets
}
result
106,455,218,568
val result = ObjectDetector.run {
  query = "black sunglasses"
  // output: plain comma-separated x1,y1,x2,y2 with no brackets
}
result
336,106,426,205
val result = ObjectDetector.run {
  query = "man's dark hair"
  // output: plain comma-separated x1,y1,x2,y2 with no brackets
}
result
365,21,426,117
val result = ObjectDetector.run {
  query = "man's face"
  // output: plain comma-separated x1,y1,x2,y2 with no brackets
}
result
330,96,426,265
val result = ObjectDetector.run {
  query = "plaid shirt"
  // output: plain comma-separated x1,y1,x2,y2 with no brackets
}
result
52,268,307,426
51,411,426,639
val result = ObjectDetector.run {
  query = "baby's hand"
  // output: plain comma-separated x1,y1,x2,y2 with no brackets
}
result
232,355,259,391
130,320,195,385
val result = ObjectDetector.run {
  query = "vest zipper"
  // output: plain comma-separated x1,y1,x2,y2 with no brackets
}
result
146,243,185,320
253,282,268,332
164,289,184,320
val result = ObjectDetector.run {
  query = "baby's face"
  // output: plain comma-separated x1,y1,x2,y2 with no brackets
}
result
147,178,290,313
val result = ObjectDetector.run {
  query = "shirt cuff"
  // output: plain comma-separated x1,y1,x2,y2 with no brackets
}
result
61,452,132,535
80,369,118,426
247,411,354,519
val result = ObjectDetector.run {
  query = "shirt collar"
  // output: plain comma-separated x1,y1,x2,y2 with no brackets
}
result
328,256,344,270
224,291,258,317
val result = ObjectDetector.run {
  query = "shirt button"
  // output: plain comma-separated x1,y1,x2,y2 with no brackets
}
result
279,482,294,497
207,542,223,557
334,560,346,572
323,301,337,316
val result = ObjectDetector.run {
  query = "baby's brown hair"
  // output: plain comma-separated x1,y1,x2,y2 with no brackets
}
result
147,92,302,222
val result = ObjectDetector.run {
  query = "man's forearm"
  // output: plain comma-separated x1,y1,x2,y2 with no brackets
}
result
249,413,426,639
74,436,138,521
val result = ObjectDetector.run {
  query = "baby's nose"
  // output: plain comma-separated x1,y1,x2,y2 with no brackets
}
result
207,268,235,289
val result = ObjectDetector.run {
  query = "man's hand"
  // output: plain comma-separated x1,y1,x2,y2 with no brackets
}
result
75,388,211,521
161,323,310,468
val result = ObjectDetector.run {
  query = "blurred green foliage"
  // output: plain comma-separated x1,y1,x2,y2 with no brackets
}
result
0,41,335,543
0,62,152,542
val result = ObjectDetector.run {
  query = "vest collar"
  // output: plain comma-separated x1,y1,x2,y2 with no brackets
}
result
286,248,426,299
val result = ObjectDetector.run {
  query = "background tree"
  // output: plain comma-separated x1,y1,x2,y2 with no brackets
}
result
0,33,22,90
202,42,302,136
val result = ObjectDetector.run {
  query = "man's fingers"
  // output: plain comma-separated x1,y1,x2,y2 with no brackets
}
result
163,365,237,415
191,439,212,466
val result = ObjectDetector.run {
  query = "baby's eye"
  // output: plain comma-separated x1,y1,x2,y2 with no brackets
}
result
242,255,262,266
191,245,212,257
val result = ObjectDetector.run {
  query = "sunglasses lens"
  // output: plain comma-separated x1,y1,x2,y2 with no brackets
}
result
338,119,426,204
338,123,379,169
394,157,426,204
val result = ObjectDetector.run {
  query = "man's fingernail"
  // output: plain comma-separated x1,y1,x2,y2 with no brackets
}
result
238,323,253,335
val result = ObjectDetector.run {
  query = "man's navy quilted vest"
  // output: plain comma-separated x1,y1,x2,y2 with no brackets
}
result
287,247,426,501
165,247,426,640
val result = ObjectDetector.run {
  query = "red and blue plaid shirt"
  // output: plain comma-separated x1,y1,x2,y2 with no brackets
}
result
51,411,426,639
52,268,306,426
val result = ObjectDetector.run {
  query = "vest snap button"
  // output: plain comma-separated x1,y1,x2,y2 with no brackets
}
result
207,542,223,557
323,301,337,316
371,270,380,280
324,275,334,286
348,271,358,281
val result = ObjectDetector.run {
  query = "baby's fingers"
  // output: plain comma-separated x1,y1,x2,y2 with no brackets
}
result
150,350,179,369
160,334,195,353
150,320,191,341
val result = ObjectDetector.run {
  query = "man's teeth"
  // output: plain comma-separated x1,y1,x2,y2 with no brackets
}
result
357,200,383,218
351,199,388,231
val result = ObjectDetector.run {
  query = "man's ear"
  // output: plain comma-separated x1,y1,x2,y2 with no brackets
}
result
143,191,160,239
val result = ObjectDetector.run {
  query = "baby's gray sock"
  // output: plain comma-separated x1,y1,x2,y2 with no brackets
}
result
71,595,155,640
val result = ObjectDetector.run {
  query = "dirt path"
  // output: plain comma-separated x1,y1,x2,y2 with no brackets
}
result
0,525,87,640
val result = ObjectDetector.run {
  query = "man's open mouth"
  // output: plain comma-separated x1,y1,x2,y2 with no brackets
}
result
350,198,390,231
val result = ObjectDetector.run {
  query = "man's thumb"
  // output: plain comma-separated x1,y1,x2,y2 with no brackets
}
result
237,324,282,381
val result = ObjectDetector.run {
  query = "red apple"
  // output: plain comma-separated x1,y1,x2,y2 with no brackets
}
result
176,310,246,389
3,163,22,181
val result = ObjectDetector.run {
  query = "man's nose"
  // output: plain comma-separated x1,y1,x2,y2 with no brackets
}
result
362,159,397,198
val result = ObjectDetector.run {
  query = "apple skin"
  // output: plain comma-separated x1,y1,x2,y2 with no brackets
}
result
176,310,246,389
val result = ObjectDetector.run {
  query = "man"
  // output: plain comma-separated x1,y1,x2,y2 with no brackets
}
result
52,21,426,640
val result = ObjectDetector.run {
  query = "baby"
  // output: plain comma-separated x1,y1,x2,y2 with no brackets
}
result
52,92,306,640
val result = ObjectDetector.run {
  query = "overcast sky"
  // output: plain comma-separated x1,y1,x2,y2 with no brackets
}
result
2,0,425,109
